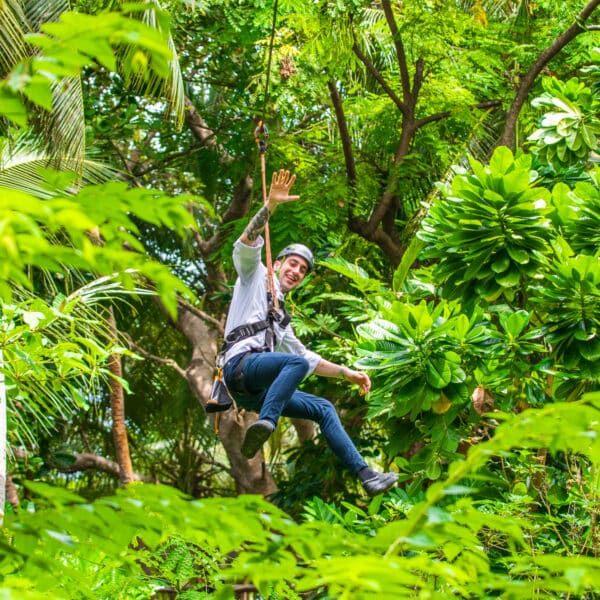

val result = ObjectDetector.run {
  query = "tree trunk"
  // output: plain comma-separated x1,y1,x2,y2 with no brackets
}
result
107,307,135,485
177,302,277,496
5,473,19,510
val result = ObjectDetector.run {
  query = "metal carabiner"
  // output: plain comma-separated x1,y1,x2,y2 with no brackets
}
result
254,120,269,154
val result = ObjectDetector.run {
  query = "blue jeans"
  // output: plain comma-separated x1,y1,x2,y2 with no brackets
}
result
224,351,367,474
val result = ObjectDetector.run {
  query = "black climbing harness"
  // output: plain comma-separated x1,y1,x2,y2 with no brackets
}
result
220,299,292,355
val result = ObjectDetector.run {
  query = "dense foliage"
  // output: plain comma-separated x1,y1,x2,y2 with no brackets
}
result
2,395,599,598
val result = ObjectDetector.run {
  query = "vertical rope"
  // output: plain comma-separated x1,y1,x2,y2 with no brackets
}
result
255,0,280,310
261,0,279,122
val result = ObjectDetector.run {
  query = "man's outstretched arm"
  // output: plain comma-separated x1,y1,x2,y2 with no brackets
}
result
239,169,300,246
314,359,372,396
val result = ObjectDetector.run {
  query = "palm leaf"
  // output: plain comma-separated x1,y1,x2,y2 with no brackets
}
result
0,132,119,198
0,0,29,73
120,1,185,129
39,77,86,169
26,0,85,165
0,0,86,166
22,0,70,30
2,276,150,451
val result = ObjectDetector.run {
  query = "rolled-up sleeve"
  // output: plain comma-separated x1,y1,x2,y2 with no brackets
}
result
233,237,264,282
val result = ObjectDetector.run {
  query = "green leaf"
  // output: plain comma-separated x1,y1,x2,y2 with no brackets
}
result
496,269,521,287
0,90,28,126
427,357,452,389
505,246,530,264
425,461,442,479
491,254,510,273
579,337,600,361
581,124,597,150
23,481,85,505
22,77,54,111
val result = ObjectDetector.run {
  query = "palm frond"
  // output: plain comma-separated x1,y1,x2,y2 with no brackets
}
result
39,76,86,168
0,132,119,198
0,0,29,73
23,0,70,30
2,275,151,450
27,0,85,164
121,1,185,129
1,1,87,167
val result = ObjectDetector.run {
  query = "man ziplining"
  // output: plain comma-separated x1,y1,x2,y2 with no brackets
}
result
221,168,398,496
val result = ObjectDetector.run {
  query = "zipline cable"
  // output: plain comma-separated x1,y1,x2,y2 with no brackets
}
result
254,0,280,310
261,0,279,123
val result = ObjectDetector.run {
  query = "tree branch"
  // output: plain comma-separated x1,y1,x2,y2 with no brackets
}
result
328,80,358,217
411,58,425,105
499,0,600,148
382,0,411,98
51,452,153,482
123,332,188,378
177,298,225,335
184,96,233,164
348,216,403,265
415,100,503,129
186,445,232,475
181,96,255,260
351,43,406,113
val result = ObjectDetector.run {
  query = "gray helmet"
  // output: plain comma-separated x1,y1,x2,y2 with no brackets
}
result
276,243,314,271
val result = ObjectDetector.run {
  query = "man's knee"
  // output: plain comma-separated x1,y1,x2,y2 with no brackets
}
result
315,397,339,423
287,355,310,377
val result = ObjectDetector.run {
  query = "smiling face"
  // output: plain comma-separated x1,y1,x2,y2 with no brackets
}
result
274,254,309,293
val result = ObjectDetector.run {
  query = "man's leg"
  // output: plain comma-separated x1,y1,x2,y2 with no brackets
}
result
226,354,398,494
282,391,398,495
281,390,367,474
241,352,310,426
232,352,309,458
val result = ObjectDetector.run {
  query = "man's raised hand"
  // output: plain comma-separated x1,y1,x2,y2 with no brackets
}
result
267,169,300,207
240,168,300,245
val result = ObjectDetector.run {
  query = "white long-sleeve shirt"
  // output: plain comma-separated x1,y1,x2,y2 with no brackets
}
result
222,237,321,375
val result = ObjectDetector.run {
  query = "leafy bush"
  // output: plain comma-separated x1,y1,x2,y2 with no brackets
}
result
528,76,600,167
1,395,599,598
418,147,552,304
355,299,490,418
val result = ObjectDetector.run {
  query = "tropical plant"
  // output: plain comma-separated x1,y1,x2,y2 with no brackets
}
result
1,394,599,598
528,75,600,166
530,249,600,400
418,146,553,304
0,184,196,312
0,181,199,517
355,299,489,419
557,168,600,255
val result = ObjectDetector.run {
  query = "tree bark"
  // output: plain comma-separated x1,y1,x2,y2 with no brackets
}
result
107,307,135,485
176,301,277,496
52,452,152,481
5,473,19,510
